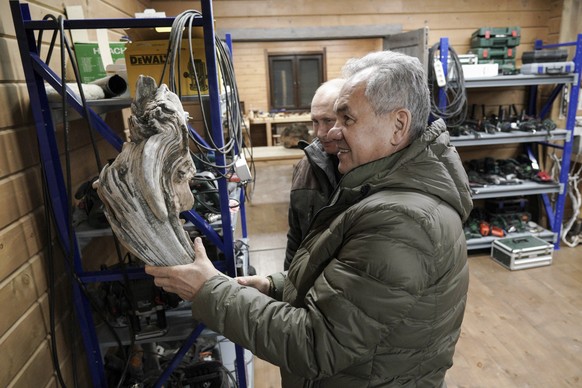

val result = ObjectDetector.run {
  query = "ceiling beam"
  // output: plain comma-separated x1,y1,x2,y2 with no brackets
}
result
217,24,402,41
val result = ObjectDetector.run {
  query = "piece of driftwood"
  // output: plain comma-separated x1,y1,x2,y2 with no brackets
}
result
94,75,196,266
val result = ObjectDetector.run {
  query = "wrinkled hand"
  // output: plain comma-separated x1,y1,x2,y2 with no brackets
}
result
236,275,270,295
145,237,221,301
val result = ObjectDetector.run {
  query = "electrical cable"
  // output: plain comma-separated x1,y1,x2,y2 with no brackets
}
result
113,245,138,388
550,151,582,247
37,13,69,388
37,14,58,63
159,10,254,181
40,164,68,388
57,15,80,388
427,42,468,129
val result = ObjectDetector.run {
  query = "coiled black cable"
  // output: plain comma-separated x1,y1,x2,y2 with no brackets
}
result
159,10,254,181
427,42,468,128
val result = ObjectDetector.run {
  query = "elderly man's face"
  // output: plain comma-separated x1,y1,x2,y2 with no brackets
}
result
311,95,339,155
328,81,403,174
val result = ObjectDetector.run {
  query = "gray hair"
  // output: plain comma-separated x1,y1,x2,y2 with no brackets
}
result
341,51,431,140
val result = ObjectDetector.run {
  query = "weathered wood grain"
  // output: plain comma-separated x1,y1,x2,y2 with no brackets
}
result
95,76,197,266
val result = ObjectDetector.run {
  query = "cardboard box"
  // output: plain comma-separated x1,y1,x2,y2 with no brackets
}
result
462,63,499,79
124,38,217,97
74,42,127,83
491,235,553,270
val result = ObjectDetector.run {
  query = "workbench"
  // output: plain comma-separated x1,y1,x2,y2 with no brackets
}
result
249,113,311,146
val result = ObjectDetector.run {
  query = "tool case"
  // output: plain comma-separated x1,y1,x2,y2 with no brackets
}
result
522,49,568,64
521,61,576,75
469,47,517,60
471,26,521,48
478,58,516,74
491,235,553,270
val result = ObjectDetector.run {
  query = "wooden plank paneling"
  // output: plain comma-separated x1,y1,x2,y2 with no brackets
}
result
1,38,67,82
30,253,49,296
0,209,46,282
1,0,148,386
466,89,529,117
206,12,550,31
0,262,38,338
102,0,149,17
233,38,382,112
1,2,66,37
81,235,128,270
0,169,43,230
0,128,39,177
8,340,55,388
0,303,47,387
0,84,34,129
154,1,559,115
37,278,73,336
157,0,552,17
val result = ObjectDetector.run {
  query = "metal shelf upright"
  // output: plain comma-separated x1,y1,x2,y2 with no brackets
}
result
437,35,582,250
10,0,249,386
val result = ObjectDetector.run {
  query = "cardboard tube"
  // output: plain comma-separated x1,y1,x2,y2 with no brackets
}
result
90,74,128,98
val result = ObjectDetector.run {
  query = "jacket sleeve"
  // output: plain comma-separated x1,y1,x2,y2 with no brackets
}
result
284,201,302,271
284,159,307,270
191,207,428,379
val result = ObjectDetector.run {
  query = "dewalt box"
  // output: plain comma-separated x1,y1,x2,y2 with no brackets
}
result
124,38,215,97
491,235,553,270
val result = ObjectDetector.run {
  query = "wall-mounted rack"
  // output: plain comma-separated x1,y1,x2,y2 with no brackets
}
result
10,0,250,386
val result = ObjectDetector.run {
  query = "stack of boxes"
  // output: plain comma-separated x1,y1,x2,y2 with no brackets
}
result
469,27,521,75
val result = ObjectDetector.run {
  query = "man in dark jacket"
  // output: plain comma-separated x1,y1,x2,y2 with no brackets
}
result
284,78,345,270
146,50,473,387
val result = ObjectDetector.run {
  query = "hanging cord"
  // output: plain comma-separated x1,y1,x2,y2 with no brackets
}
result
40,173,68,388
40,14,104,173
159,10,253,181
57,15,81,388
427,42,468,128
38,16,68,386
37,14,59,62
550,152,582,247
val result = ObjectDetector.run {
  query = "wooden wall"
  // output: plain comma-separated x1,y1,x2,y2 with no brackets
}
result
0,0,577,386
154,0,566,115
0,0,149,386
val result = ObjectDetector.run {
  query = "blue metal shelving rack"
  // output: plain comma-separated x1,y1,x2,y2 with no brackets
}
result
532,35,582,248
436,34,582,250
10,0,248,386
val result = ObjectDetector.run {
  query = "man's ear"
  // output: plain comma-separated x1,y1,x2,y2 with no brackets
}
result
391,109,412,147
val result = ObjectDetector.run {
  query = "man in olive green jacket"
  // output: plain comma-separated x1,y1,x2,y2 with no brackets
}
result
147,50,473,387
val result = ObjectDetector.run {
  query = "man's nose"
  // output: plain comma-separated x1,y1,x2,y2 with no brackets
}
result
327,123,343,140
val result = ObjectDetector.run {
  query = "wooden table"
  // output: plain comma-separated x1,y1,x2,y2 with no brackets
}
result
249,114,311,146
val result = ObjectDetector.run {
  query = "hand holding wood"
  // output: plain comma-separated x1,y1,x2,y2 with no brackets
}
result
144,237,222,300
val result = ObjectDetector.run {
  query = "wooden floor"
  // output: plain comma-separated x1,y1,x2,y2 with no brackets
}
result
243,160,582,388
